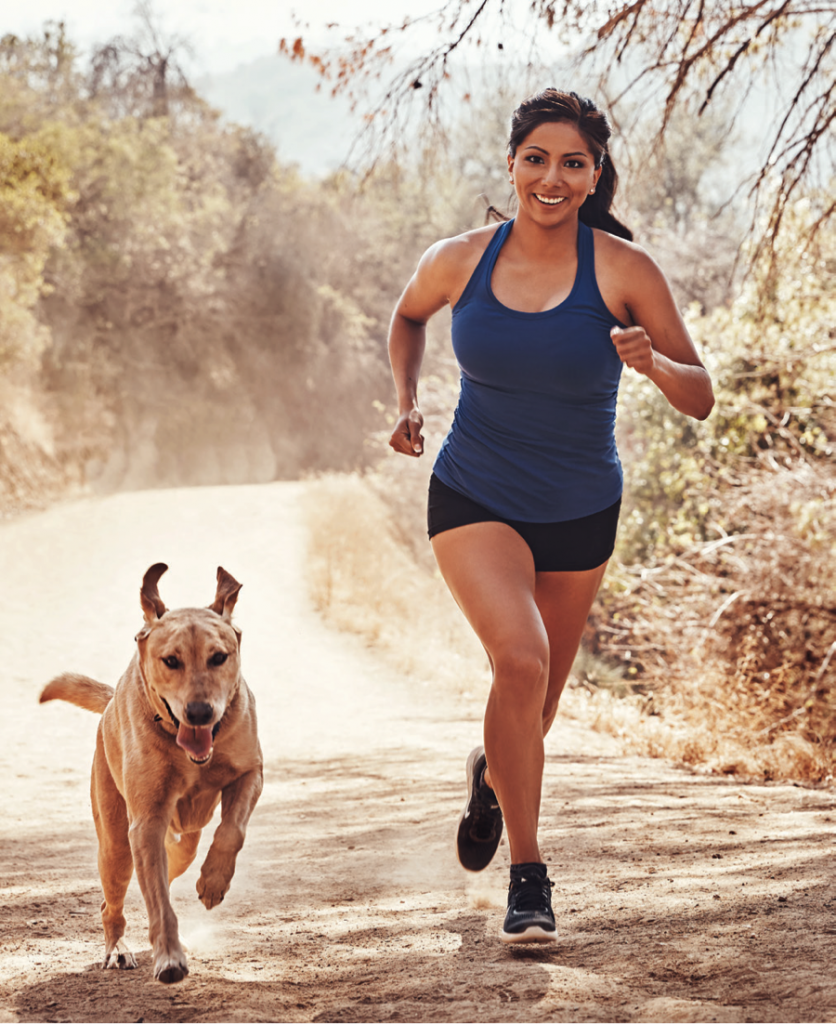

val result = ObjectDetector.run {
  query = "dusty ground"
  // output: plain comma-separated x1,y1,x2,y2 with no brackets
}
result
2,482,836,1024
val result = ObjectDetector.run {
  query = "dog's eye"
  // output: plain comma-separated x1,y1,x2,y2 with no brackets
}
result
162,655,180,669
210,651,228,667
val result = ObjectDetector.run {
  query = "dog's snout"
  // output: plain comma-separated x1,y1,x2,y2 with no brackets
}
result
184,701,214,726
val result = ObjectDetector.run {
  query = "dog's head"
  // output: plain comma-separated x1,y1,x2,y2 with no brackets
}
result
136,563,243,766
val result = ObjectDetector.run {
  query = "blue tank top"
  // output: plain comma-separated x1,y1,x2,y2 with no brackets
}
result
433,219,627,522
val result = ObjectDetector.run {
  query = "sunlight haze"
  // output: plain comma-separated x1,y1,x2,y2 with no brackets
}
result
5,0,429,73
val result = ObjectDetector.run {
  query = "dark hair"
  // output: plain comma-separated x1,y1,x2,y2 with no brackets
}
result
507,88,633,241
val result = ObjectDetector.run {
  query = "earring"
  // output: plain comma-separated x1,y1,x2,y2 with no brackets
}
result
509,176,514,184
589,188,596,194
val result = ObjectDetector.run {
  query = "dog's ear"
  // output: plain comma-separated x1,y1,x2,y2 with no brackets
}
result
140,563,169,622
209,566,242,621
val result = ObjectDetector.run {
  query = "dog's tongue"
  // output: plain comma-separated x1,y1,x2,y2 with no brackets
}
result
176,723,213,760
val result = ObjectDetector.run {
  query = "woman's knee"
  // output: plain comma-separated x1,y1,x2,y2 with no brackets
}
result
489,639,549,696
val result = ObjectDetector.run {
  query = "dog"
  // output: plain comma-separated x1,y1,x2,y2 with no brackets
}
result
40,563,263,983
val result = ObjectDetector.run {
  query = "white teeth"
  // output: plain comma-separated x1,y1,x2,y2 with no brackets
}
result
535,195,566,205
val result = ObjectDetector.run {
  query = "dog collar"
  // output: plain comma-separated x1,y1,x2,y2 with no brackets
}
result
159,696,180,728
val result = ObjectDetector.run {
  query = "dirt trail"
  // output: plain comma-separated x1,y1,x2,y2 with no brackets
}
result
2,482,836,1024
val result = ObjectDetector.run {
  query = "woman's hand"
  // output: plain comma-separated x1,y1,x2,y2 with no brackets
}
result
610,325,656,377
389,407,425,457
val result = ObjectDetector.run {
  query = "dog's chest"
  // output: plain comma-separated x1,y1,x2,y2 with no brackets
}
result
170,787,223,833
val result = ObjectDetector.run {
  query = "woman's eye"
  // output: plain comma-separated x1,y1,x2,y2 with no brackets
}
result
210,651,228,666
162,655,180,669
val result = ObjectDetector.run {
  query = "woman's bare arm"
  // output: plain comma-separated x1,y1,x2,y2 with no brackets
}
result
600,237,715,421
388,235,483,456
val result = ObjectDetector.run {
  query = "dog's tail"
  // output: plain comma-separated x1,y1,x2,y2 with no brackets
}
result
40,673,114,714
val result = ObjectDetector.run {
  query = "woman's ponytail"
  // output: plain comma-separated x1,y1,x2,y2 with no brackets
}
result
579,155,633,241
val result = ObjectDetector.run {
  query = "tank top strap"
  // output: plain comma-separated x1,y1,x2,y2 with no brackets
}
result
576,221,595,285
572,221,614,319
484,218,513,269
454,219,513,311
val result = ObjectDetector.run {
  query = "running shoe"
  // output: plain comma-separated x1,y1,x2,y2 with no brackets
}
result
456,745,503,871
500,862,557,943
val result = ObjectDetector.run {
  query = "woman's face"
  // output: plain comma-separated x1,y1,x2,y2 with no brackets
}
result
507,120,602,227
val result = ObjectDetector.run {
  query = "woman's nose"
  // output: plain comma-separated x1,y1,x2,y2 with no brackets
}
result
541,161,563,186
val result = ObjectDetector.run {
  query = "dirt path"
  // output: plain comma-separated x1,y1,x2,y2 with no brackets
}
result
2,482,836,1024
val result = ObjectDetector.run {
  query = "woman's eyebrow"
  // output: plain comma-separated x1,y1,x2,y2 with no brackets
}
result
521,145,590,158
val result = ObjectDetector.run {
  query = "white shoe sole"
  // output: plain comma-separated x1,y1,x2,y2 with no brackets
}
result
500,925,557,944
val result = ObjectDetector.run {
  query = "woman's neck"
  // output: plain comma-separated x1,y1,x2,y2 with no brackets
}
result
507,211,580,260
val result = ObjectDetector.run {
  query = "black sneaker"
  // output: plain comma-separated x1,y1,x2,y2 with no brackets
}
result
500,862,557,944
456,745,503,872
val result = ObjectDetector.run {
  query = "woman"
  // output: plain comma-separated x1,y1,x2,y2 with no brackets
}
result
388,89,714,944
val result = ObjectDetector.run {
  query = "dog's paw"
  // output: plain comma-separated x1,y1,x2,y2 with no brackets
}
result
103,940,137,971
154,951,189,984
196,864,231,910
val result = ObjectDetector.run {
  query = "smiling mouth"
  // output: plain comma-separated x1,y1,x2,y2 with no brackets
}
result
534,194,567,205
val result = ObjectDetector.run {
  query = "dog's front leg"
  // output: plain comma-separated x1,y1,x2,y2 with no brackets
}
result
128,805,189,983
197,768,263,909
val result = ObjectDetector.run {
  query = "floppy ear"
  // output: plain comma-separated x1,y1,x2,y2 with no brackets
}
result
209,566,242,621
140,563,168,623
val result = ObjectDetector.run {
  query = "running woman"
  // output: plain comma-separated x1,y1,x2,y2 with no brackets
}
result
388,89,714,943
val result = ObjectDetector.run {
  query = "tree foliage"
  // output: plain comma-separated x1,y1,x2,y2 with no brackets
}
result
0,128,70,363
617,193,835,563
0,21,411,497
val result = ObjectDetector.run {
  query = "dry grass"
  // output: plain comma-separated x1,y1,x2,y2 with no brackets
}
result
303,460,836,786
302,472,489,692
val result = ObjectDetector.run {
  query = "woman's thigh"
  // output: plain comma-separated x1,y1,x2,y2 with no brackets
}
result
431,521,548,674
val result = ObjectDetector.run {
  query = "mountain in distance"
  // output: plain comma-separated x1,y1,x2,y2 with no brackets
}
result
197,54,360,174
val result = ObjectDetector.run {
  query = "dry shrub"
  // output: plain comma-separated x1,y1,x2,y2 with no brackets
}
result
588,464,836,782
303,472,489,690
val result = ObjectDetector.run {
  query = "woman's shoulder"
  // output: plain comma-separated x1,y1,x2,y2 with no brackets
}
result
591,228,661,277
590,227,677,325
412,222,505,308
424,222,504,274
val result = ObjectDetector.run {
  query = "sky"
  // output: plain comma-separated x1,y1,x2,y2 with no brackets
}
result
4,0,429,76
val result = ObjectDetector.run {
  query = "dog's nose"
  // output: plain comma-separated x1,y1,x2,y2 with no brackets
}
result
184,701,214,726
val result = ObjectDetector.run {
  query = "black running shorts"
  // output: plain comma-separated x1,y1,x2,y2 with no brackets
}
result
427,473,620,573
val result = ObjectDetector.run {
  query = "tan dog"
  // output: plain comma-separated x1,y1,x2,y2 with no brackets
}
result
40,563,263,984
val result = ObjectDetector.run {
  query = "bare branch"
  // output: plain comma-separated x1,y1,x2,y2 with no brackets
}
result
281,0,836,254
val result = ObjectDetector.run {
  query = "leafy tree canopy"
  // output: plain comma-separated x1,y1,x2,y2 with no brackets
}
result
0,129,71,362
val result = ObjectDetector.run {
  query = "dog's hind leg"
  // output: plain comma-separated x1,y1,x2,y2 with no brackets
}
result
166,829,201,885
91,732,137,971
